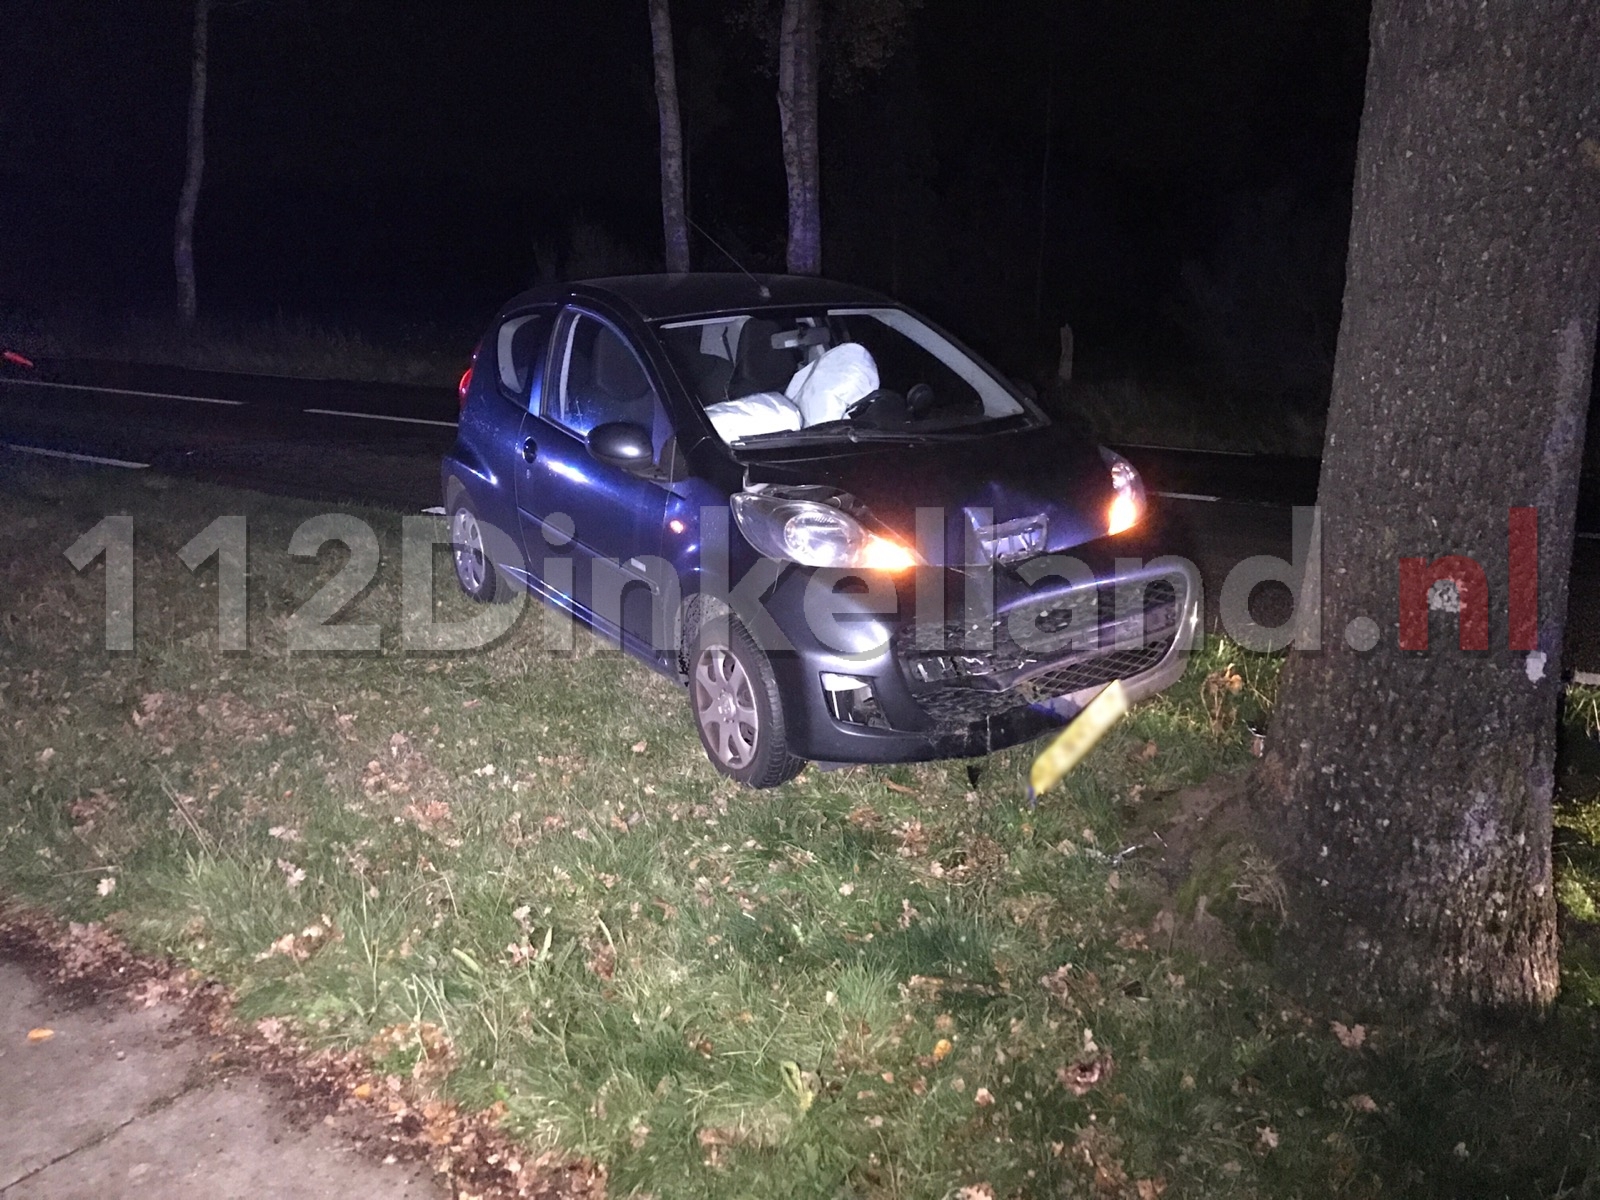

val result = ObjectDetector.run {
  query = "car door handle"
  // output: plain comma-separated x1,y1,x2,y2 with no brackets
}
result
521,437,538,463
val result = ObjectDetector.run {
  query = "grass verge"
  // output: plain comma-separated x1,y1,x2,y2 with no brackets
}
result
3,309,465,387
3,461,1600,1199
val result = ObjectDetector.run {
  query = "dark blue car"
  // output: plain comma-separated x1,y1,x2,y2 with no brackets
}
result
442,274,1199,787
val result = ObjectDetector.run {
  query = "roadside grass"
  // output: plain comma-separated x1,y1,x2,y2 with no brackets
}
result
5,309,464,388
4,462,1600,1197
1558,686,1600,1008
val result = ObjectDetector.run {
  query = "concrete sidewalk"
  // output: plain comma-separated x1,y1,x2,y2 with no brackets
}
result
0,963,443,1198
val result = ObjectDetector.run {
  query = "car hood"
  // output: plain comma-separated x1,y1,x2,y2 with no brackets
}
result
739,422,1120,565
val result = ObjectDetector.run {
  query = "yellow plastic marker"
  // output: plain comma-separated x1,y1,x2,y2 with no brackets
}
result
1026,680,1130,807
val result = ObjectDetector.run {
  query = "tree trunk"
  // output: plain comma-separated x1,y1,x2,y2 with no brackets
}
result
1256,0,1600,1017
174,0,209,328
776,0,821,276
648,0,690,274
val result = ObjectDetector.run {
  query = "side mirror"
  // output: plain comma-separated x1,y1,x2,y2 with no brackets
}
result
587,421,654,470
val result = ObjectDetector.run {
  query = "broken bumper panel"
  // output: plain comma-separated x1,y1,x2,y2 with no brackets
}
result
770,558,1201,764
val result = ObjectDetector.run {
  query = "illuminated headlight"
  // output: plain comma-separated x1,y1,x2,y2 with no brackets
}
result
731,491,918,571
1101,448,1146,536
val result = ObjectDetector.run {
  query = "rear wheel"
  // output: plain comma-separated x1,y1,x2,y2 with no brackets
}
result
689,615,805,788
450,499,507,604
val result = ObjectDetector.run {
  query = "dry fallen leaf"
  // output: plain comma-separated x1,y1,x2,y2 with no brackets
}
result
974,1087,995,1106
631,740,647,754
26,1028,54,1043
1057,1050,1115,1096
96,876,116,897
932,1038,953,1063
1330,1020,1367,1050
1347,1093,1379,1112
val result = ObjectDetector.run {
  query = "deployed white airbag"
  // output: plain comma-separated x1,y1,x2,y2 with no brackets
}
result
705,391,803,441
785,342,878,426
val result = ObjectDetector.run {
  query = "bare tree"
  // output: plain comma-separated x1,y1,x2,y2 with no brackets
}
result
648,0,690,273
175,0,209,327
729,0,919,277
776,0,821,275
1257,0,1600,1016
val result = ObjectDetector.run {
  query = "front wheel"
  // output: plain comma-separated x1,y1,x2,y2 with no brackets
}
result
689,615,805,788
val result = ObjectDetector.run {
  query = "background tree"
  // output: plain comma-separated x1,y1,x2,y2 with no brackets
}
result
174,0,208,326
1257,0,1600,1015
731,0,920,276
648,0,690,273
776,0,821,274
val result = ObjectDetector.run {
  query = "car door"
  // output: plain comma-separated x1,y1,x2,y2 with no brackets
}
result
455,305,554,587
516,308,673,658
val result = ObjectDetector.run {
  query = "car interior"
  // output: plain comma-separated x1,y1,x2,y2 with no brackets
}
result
660,310,1009,444
559,317,660,435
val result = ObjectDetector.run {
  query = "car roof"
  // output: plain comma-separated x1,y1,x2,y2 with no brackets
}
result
503,273,892,322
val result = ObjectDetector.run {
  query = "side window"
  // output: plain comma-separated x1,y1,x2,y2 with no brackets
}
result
550,314,662,439
495,310,552,409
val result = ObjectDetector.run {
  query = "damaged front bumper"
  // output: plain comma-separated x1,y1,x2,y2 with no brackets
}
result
761,555,1202,764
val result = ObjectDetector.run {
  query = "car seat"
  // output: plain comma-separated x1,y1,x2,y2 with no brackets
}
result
591,327,657,429
727,319,796,399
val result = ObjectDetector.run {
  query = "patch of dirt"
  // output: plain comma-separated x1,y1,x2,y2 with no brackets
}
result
0,913,165,1010
0,903,607,1199
1119,768,1287,962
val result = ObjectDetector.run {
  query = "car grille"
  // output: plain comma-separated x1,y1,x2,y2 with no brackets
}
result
897,575,1184,727
1014,639,1173,702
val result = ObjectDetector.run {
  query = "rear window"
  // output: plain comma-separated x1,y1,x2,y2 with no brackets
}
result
495,311,552,404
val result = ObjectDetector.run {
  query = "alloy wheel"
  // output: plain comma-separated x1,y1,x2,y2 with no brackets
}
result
693,644,759,770
452,507,487,595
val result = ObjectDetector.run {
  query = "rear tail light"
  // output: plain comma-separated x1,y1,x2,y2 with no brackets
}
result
458,340,481,411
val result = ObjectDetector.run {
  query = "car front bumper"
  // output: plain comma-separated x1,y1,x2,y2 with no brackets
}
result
756,554,1202,764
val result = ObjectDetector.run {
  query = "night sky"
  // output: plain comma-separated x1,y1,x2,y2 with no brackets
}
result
2,0,1370,385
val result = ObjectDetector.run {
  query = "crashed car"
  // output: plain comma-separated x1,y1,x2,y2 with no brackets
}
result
442,274,1199,787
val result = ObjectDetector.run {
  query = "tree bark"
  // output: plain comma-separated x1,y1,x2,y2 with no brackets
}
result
175,0,209,328
1257,0,1600,1017
777,0,821,276
648,0,690,274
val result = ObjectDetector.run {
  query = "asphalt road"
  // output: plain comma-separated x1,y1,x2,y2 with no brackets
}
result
3,357,1596,674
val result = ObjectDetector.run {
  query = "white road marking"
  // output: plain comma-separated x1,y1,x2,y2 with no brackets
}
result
1120,441,1253,457
5,443,150,469
304,407,457,429
1156,491,1221,502
0,378,243,405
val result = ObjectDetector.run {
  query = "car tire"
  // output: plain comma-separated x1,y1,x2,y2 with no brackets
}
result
689,614,805,788
449,498,509,604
